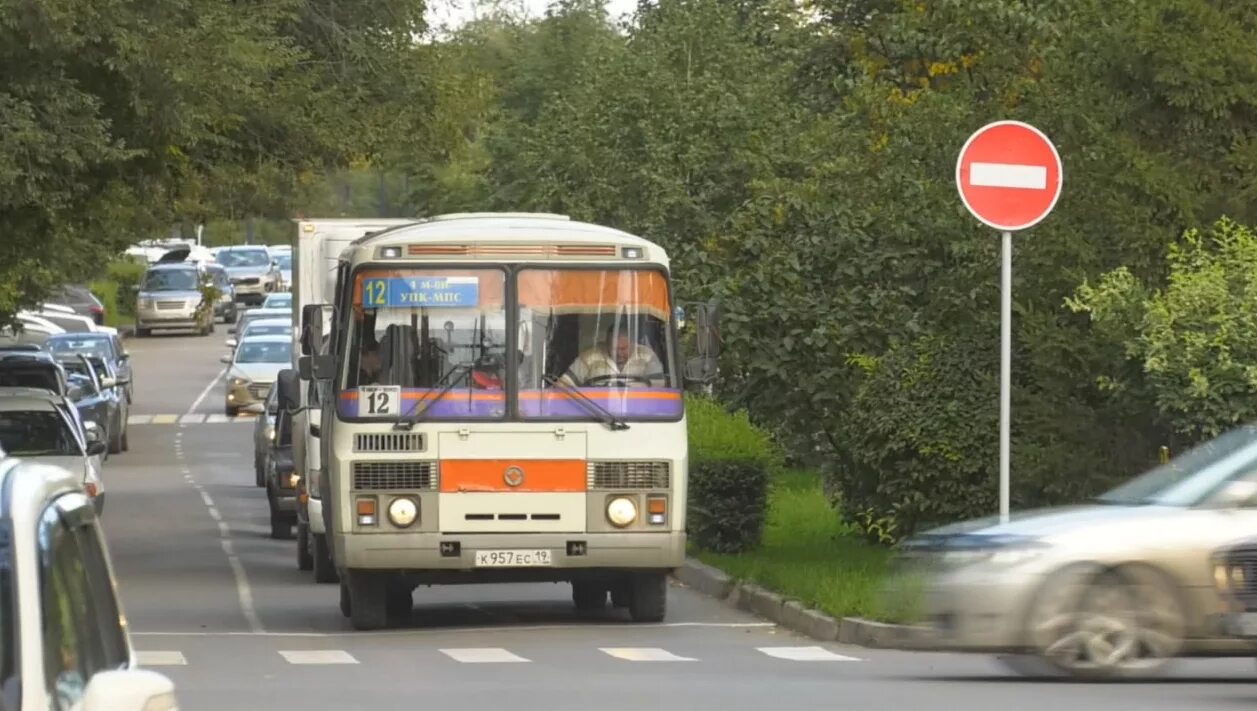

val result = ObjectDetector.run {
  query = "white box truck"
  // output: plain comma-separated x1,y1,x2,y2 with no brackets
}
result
291,219,416,581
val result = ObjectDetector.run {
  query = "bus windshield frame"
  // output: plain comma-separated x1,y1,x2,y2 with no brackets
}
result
336,263,682,424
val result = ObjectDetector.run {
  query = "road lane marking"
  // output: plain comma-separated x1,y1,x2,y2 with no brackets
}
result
600,647,696,662
127,415,153,425
440,648,529,663
180,414,206,424
279,650,358,665
198,490,214,508
205,413,231,423
233,414,257,422
136,651,187,666
757,646,861,662
968,162,1047,190
186,367,226,417
151,414,179,424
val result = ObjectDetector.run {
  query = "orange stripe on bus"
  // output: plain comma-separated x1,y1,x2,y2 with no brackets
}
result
440,460,586,493
517,391,681,401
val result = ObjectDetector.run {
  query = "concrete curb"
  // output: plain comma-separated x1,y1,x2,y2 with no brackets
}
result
671,557,930,649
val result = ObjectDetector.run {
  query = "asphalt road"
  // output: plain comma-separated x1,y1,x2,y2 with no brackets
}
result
97,326,1257,711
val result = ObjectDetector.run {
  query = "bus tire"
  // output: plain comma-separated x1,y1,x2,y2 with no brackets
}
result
348,572,389,630
572,582,608,611
313,533,338,584
339,582,351,618
386,580,412,624
628,573,667,622
610,582,631,608
296,522,313,571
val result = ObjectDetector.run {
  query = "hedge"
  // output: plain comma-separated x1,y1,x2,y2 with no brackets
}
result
90,260,147,322
686,395,776,554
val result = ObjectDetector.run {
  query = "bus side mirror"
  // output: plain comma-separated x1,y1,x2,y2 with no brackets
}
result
300,304,325,356
299,354,335,381
683,356,719,387
276,368,300,411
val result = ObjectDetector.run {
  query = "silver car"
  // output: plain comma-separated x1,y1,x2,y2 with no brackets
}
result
909,424,1257,679
0,388,108,512
220,334,291,416
218,246,282,306
135,263,214,336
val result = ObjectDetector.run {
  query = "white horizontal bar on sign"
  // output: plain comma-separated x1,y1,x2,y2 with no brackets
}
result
969,162,1048,190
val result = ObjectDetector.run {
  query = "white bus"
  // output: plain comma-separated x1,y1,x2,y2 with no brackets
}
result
289,212,717,630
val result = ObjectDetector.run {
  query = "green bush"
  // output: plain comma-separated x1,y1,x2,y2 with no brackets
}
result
88,279,119,325
686,395,776,554
102,260,147,318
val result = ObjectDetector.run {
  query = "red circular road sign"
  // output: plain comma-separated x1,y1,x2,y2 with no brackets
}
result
955,121,1063,232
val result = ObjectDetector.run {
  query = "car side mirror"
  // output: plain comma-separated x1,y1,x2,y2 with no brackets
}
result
299,354,335,381
82,668,178,711
100,376,117,389
219,354,231,364
87,441,107,457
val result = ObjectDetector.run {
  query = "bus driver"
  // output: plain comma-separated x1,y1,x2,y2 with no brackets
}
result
561,322,664,387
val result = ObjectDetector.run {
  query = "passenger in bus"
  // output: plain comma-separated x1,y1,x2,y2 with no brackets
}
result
560,322,664,387
358,343,383,385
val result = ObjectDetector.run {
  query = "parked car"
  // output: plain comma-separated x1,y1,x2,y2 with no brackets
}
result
135,262,214,337
905,423,1257,679
202,262,239,324
25,305,95,333
44,331,134,403
263,371,298,539
217,246,282,306
0,388,107,512
220,334,291,416
227,318,293,353
0,446,179,709
79,354,129,453
46,283,107,324
0,313,65,348
253,382,279,487
57,355,126,456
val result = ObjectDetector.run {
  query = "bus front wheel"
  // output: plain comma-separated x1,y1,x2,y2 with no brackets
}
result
628,573,667,623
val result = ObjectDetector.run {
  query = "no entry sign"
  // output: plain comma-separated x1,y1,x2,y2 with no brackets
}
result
956,121,1063,231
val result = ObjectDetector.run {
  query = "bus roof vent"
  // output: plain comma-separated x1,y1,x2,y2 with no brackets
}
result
426,212,571,223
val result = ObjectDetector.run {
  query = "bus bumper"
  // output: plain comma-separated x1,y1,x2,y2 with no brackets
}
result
335,531,685,582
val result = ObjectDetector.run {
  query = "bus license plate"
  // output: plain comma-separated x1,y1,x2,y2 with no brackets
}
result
474,549,553,567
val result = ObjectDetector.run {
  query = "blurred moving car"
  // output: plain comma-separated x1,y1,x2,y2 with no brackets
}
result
226,318,292,353
203,262,239,324
217,246,282,306
253,383,278,487
263,373,298,539
1213,537,1257,645
57,355,126,456
0,446,179,710
135,262,214,337
906,424,1257,679
220,335,291,416
46,283,108,324
44,331,133,404
0,388,107,512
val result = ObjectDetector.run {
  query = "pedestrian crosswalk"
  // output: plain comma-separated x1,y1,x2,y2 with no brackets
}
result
129,413,258,425
137,646,861,668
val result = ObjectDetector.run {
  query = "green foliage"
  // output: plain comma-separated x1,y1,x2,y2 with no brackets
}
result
101,262,147,319
1069,218,1257,442
686,395,775,554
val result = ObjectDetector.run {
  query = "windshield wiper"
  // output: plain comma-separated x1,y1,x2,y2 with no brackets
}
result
407,364,474,426
542,374,629,431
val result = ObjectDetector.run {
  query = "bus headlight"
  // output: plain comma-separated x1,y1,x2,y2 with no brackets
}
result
606,497,637,528
387,497,419,528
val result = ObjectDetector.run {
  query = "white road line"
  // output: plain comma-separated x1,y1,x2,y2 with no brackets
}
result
151,414,179,425
600,647,696,662
757,646,862,662
186,368,226,417
969,162,1047,190
440,648,529,663
206,507,222,522
130,622,778,638
205,413,231,424
180,414,206,425
127,415,153,425
279,650,358,665
219,535,264,633
198,490,214,508
136,651,187,666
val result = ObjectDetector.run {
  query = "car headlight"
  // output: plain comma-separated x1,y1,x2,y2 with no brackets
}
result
231,376,250,387
387,497,419,528
606,497,637,528
138,298,154,310
265,426,275,441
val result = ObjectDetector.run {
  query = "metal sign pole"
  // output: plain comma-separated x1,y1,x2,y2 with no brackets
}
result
1000,230,1012,523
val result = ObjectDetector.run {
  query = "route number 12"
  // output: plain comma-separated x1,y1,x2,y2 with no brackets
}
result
359,386,400,417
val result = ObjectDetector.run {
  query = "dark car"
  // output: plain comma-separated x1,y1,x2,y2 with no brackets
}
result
47,284,107,325
203,263,239,324
0,351,90,441
44,332,133,403
264,371,298,539
57,355,126,456
1215,537,1257,645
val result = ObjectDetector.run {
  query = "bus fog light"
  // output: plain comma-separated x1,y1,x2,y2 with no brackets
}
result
606,497,637,528
388,497,419,528
647,496,667,525
356,497,377,526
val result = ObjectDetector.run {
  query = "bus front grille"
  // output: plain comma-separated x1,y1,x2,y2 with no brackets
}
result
587,461,670,490
352,461,437,490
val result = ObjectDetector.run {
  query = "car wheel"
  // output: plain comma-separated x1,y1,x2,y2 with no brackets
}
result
339,582,352,618
627,573,667,622
108,423,123,455
121,427,129,452
1020,566,1184,680
313,533,338,584
296,522,313,571
268,488,292,540
226,405,240,417
572,582,608,611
